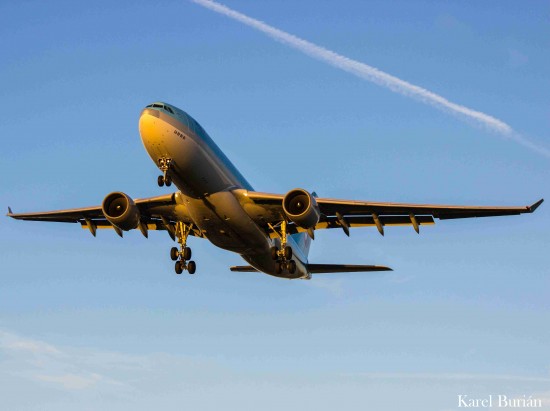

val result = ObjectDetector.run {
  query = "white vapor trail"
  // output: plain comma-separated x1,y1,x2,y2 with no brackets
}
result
190,0,550,159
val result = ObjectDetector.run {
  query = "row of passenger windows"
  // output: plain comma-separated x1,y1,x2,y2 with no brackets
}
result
146,103,174,114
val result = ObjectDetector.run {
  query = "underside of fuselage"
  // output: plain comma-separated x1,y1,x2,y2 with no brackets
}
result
139,102,310,279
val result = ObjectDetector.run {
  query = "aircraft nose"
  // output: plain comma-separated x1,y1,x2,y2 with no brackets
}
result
139,108,164,153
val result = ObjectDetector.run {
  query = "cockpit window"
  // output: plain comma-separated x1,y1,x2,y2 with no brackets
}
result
145,103,174,115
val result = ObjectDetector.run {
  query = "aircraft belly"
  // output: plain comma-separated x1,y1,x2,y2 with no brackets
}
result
183,191,270,254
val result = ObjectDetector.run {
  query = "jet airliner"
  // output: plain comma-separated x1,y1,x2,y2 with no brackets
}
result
8,102,543,279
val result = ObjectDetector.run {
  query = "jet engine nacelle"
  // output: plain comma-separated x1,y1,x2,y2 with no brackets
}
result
282,188,320,229
102,192,140,231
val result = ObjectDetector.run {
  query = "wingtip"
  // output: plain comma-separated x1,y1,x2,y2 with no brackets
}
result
528,198,544,213
7,206,13,216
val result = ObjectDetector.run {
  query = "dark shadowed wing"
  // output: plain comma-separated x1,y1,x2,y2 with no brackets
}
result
7,193,201,238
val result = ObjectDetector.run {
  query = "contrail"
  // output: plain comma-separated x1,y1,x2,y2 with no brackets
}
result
190,0,550,159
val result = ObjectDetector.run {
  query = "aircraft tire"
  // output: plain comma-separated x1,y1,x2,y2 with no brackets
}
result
270,246,279,260
275,261,283,274
288,260,296,274
157,176,165,187
175,261,183,274
165,175,172,187
284,246,292,260
187,261,196,274
183,247,192,261
170,247,179,261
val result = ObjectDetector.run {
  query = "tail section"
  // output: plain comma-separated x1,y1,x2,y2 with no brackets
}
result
230,264,392,274
289,231,312,257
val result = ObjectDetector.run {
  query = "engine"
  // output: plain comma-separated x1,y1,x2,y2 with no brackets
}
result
101,192,141,231
282,188,320,229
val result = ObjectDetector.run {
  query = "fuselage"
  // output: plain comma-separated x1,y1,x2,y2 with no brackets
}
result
138,102,310,279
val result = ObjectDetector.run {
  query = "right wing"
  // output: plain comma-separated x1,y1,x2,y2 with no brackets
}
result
7,193,202,238
244,191,543,235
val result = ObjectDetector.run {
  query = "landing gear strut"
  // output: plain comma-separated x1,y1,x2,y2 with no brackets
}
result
268,220,296,275
171,221,197,275
157,157,173,187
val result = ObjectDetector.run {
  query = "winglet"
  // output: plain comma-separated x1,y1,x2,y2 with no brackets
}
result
528,198,544,213
7,207,13,215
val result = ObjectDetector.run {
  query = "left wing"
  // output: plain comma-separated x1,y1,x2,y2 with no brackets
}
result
7,193,202,238
245,191,543,235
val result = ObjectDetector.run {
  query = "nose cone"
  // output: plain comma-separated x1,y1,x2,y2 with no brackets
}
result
139,108,164,157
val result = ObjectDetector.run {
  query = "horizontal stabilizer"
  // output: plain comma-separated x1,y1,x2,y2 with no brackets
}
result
230,265,258,272
230,264,392,274
307,264,392,274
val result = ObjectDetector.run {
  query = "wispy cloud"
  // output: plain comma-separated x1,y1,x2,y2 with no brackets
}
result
0,331,61,356
190,0,550,159
34,373,103,390
345,372,550,383
0,329,130,392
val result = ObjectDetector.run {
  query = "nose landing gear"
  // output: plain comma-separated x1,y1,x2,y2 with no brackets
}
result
171,222,197,275
157,157,173,187
268,220,297,275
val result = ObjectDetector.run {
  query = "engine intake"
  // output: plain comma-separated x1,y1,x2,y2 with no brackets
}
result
102,192,140,231
282,188,320,229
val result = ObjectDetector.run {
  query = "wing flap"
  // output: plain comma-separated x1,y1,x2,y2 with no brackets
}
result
267,215,435,237
316,214,435,228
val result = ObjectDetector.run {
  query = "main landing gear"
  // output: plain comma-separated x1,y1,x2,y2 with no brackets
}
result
170,222,197,275
157,157,173,187
269,220,297,275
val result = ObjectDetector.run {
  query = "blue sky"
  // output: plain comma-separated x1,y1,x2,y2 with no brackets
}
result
1,1,549,410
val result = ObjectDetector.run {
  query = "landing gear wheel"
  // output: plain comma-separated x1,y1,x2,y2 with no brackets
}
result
172,222,196,276
284,246,293,260
287,260,296,274
270,246,279,260
165,175,172,187
275,261,283,274
157,175,165,187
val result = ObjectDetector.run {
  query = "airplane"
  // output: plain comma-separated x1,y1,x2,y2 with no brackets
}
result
8,102,543,280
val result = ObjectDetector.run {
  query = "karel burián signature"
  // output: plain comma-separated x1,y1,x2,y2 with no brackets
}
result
458,394,542,408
